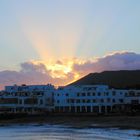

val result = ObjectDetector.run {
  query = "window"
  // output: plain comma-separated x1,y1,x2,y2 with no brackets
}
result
98,92,101,96
67,99,70,103
82,93,86,96
24,98,37,104
92,92,95,96
137,92,140,96
57,94,59,96
87,99,90,103
66,93,69,96
107,98,110,102
70,99,74,103
105,92,109,96
131,100,139,104
119,99,124,103
112,99,115,103
40,99,43,104
82,99,86,103
129,91,135,96
76,99,80,103
77,93,80,96
19,99,22,104
101,99,104,103
120,92,123,95
112,91,116,96
87,92,91,96
92,99,96,103
57,100,60,103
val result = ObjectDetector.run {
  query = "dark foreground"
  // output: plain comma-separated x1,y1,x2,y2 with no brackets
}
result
1,124,140,140
0,115,140,130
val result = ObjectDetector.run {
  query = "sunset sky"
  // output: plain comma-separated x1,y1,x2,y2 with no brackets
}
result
0,0,140,89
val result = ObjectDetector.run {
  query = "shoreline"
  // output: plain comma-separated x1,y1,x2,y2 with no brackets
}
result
0,115,140,130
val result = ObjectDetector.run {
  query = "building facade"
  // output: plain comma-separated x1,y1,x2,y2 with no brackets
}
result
0,84,55,114
0,84,140,115
54,85,140,114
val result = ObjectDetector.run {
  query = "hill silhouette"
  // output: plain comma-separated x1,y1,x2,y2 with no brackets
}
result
69,70,140,89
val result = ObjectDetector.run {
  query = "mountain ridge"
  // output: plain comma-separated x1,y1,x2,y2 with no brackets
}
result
69,70,140,89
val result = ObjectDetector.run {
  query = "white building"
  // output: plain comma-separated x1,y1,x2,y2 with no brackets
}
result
0,84,55,114
0,84,140,115
54,85,140,114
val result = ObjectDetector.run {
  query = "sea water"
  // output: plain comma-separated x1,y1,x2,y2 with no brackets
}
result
0,124,139,140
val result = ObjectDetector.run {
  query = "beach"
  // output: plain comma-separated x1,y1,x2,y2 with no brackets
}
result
0,115,140,140
0,115,140,130
0,122,140,140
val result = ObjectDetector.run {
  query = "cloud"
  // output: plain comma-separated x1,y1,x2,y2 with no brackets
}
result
0,61,75,90
0,51,140,90
73,52,140,75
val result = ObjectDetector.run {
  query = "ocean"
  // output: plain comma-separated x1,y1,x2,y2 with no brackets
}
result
0,124,139,140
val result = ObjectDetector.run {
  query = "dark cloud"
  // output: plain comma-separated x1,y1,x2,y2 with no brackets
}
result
21,62,48,73
73,52,140,75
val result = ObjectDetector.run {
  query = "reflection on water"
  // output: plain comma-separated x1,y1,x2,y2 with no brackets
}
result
0,124,139,140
